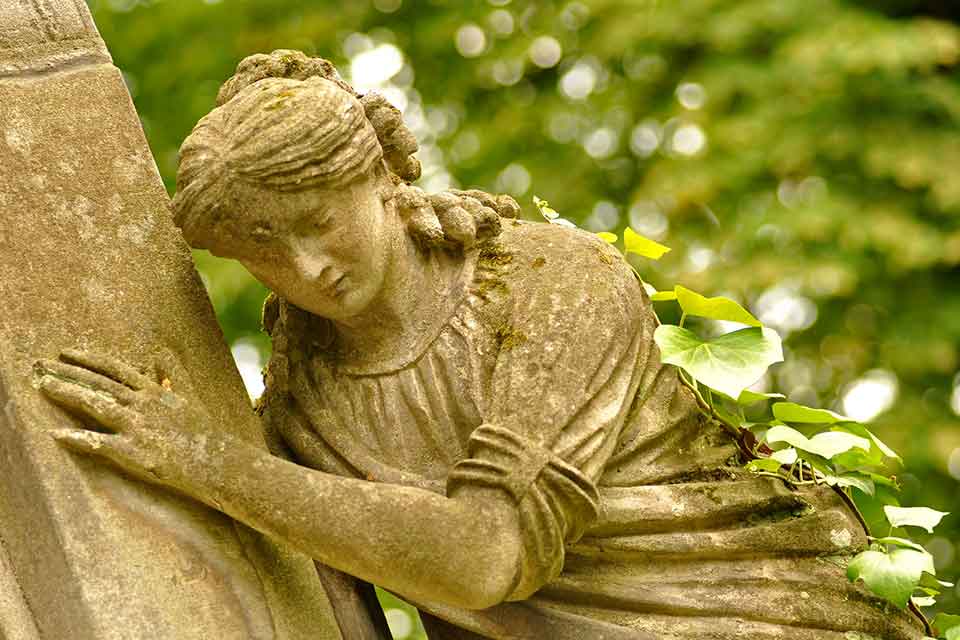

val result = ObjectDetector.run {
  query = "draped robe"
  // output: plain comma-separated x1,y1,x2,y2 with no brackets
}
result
258,221,925,640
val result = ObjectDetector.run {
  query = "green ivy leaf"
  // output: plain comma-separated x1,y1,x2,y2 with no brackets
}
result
771,447,798,464
674,285,761,326
934,613,960,640
596,231,618,243
653,325,783,400
650,290,678,301
872,537,927,552
623,227,671,260
533,195,559,220
884,506,950,533
738,389,786,405
746,458,783,473
836,423,901,461
919,572,954,589
826,473,875,496
772,402,850,424
847,548,935,608
765,425,870,459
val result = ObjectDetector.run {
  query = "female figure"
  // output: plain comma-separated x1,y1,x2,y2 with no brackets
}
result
38,51,926,639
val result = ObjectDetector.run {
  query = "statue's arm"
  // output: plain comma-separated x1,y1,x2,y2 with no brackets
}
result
171,427,525,611
34,349,521,610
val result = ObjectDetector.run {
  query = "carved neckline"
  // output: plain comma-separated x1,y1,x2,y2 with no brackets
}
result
326,246,479,377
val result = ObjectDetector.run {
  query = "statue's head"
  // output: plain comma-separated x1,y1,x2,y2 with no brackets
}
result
172,50,471,322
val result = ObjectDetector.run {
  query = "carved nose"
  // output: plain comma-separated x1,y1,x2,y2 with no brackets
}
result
287,240,328,281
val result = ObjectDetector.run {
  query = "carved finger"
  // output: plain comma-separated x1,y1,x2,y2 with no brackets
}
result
494,194,521,218
39,376,138,433
60,349,154,391
407,208,445,248
394,184,430,212
459,197,501,240
35,359,138,405
450,189,498,211
434,204,477,248
51,429,155,479
428,191,460,210
51,428,117,455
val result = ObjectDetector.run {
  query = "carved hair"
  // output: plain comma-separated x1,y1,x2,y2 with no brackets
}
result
172,50,457,248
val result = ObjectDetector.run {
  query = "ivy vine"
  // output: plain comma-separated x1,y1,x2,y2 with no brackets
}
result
533,196,958,640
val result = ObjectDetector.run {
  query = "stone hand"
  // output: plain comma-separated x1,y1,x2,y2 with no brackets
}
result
35,349,217,498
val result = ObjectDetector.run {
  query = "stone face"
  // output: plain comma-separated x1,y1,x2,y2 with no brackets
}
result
0,4,341,639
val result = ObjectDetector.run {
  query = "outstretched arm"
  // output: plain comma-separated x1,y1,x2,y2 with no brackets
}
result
36,350,521,610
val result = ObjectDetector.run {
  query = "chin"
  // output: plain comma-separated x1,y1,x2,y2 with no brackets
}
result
306,290,370,321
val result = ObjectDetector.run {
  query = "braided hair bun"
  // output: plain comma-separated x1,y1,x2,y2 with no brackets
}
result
216,49,421,183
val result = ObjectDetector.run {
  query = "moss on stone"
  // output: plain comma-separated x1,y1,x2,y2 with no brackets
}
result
495,324,528,351
475,278,508,298
478,242,513,268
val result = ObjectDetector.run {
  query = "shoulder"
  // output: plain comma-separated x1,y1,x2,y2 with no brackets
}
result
490,220,647,317
476,221,651,343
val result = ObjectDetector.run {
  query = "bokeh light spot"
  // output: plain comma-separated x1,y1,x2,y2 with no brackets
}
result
559,62,596,100
495,163,531,196
948,448,960,481
529,36,563,68
583,127,618,159
676,82,706,109
755,286,818,335
671,123,706,156
488,9,515,37
842,370,898,423
630,121,661,157
950,377,960,415
456,24,487,58
373,0,402,13
584,200,620,231
492,58,524,86
629,201,668,239
349,44,404,91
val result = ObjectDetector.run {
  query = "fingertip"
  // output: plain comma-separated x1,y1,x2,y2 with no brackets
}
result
60,347,84,361
36,374,56,391
50,428,102,452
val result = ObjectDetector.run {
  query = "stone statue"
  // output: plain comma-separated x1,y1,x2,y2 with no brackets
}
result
37,51,928,639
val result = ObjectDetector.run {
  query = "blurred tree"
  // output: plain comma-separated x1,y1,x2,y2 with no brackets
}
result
87,0,960,630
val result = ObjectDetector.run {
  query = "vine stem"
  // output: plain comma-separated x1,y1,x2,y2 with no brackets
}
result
678,373,744,442
750,471,816,487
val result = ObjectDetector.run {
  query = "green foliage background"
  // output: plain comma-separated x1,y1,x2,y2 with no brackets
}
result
86,0,960,631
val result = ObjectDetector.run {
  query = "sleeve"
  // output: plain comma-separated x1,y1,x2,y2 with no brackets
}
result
446,231,657,600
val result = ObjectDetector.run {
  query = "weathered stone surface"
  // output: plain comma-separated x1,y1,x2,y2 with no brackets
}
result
0,0,109,77
0,4,341,639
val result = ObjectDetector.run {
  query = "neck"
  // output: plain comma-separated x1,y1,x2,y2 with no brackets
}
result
332,234,466,368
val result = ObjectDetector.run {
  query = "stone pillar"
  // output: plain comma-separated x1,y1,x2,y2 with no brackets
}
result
0,2,343,638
